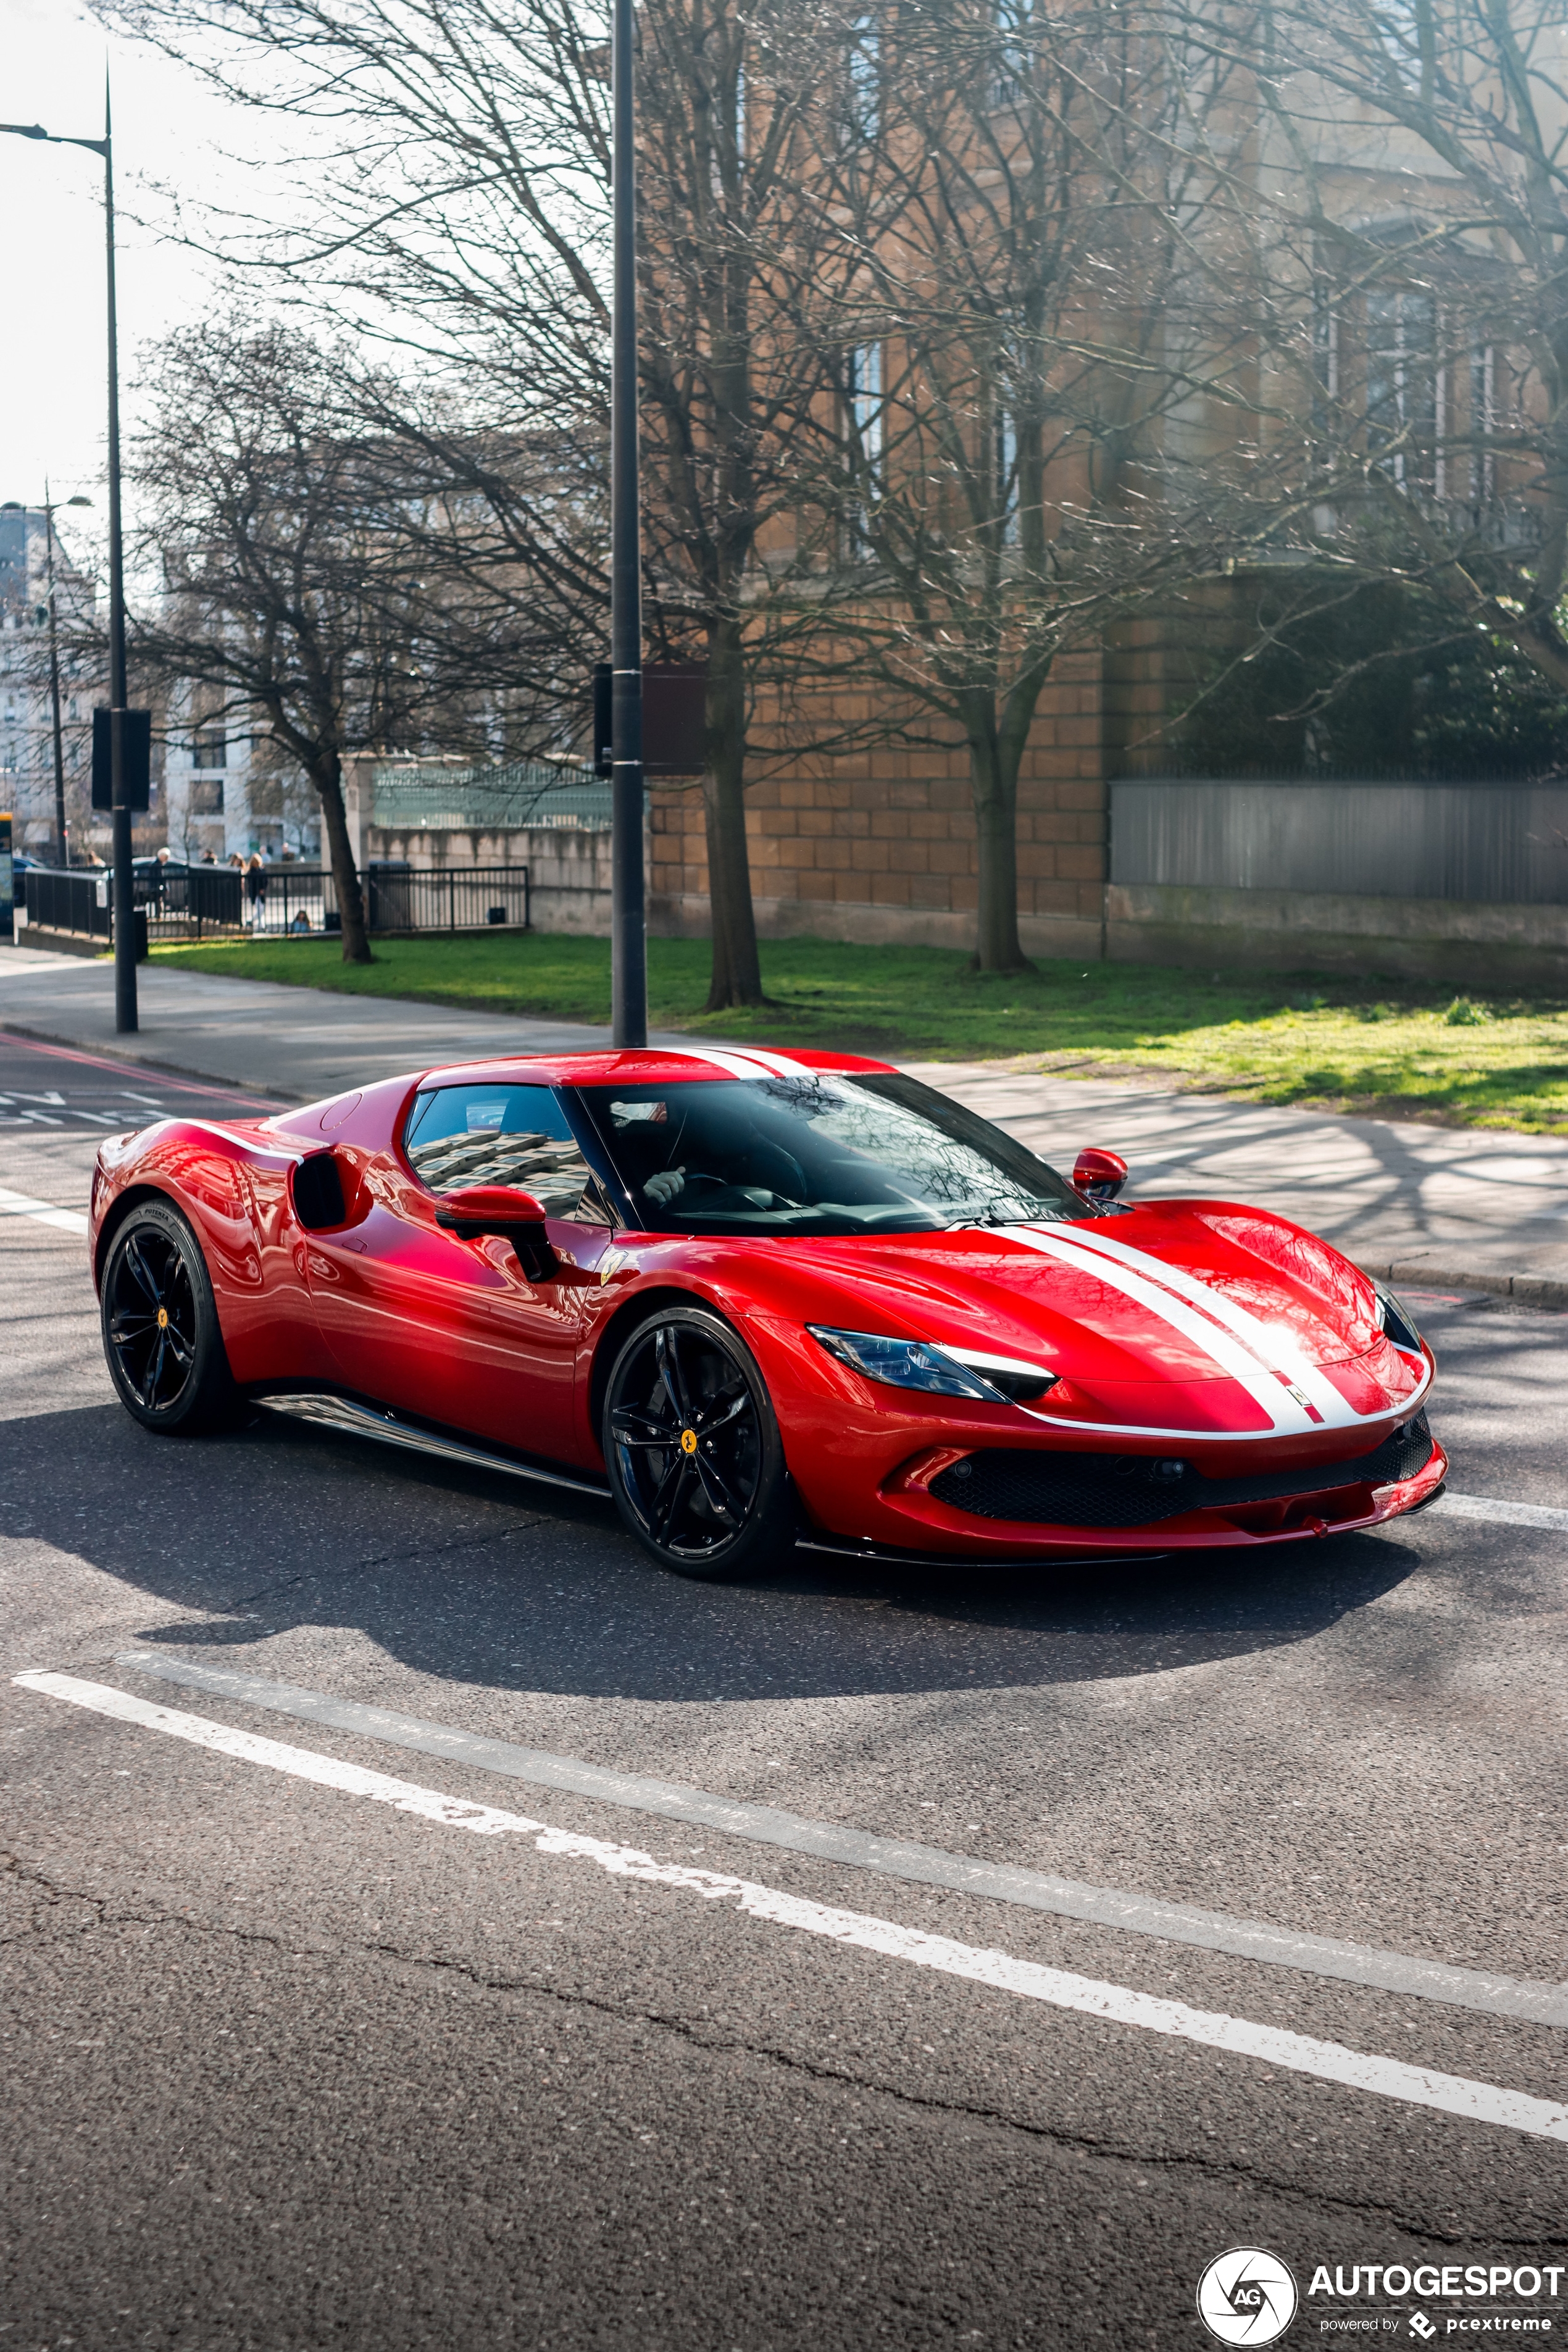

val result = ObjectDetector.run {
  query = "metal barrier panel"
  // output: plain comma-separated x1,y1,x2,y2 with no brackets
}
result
20,868,111,936
23,862,530,943
362,865,530,934
242,864,529,936
1109,779,1568,904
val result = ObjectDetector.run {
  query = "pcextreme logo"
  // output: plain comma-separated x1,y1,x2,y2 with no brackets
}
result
1198,2249,1302,2346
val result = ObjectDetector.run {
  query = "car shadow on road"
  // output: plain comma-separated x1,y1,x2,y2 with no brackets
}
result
2,1399,1449,1703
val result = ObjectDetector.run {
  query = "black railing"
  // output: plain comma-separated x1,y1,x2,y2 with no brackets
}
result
20,867,114,937
362,864,531,935
20,860,530,944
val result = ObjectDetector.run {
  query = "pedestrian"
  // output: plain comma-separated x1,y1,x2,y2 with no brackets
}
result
245,853,268,927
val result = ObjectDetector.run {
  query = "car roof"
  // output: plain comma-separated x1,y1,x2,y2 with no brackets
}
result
412,1046,898,1090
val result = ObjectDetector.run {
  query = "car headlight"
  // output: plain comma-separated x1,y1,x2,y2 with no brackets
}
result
808,1325,1011,1401
1375,1283,1422,1354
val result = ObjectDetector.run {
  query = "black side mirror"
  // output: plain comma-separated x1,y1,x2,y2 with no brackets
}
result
435,1185,557,1282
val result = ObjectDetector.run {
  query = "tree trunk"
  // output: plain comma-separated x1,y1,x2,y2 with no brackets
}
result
965,707,1031,973
312,754,373,964
703,617,764,1009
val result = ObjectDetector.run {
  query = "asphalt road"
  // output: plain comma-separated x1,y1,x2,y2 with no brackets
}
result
2,1036,1566,2352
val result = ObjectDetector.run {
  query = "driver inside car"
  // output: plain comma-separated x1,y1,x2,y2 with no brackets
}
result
636,1095,809,1208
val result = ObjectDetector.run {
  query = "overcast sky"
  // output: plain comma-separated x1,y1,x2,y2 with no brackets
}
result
1,0,278,546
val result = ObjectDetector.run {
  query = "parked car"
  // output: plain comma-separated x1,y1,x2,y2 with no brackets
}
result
88,1048,1445,1580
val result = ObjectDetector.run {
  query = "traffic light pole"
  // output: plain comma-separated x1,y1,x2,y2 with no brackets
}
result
101,101,136,1025
1,80,136,1029
102,81,136,1031
609,0,646,1050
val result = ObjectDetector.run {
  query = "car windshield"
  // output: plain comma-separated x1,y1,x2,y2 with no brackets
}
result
576,1071,1099,1237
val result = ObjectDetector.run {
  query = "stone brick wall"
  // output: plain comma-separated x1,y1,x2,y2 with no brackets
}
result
649,648,1108,956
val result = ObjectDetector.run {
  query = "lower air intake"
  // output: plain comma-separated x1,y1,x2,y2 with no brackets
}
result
929,1411,1435,1528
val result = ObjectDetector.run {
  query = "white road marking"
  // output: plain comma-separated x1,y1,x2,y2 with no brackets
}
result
116,1649,1568,2030
0,1184,89,1236
1437,1491,1568,1532
17,1668,1568,2145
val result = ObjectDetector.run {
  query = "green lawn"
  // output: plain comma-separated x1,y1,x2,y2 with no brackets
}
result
150,930,1568,1132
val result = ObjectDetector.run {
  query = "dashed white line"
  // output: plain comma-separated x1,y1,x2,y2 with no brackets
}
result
0,1184,89,1236
15,1669,1568,2148
1436,1492,1568,1532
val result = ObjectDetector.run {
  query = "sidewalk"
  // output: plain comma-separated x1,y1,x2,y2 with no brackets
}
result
0,943,687,1096
909,1064,1568,1307
5,943,1565,1304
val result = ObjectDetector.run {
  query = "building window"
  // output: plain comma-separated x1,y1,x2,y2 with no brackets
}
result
191,730,227,770
190,777,224,815
845,340,884,555
844,12,879,146
990,2,1029,110
1364,283,1437,488
1469,344,1495,504
993,405,1019,545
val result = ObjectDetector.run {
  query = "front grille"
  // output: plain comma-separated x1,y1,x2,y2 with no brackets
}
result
928,1411,1435,1528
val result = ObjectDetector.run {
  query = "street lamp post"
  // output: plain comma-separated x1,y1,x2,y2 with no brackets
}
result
609,0,647,1049
2,80,137,1031
44,490,93,867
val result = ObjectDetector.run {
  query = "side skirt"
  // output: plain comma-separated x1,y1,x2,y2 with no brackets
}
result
251,1398,1169,1563
794,1535,1170,1572
252,1391,612,1501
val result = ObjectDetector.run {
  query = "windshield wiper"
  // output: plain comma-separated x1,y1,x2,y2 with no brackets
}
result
942,1201,1051,1230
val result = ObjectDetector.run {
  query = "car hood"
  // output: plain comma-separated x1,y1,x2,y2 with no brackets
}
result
757,1201,1428,1440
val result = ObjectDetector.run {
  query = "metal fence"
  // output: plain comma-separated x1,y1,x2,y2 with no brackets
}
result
1109,778,1568,905
20,861,531,945
20,867,114,938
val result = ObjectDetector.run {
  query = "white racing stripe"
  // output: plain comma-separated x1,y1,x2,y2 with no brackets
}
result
722,1046,818,1077
670,1046,823,1082
667,1046,788,1081
996,1224,1313,1435
0,1184,89,1236
1055,1223,1432,1432
17,1669,1568,2147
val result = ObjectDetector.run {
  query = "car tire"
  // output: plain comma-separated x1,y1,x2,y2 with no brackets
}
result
603,1304,798,1580
101,1198,239,1435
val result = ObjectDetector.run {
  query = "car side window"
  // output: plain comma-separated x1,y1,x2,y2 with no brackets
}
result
402,1084,594,1217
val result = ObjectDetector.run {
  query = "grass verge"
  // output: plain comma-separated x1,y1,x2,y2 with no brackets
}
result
150,930,1568,1132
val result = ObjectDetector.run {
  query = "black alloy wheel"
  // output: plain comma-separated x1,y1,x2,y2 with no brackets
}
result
603,1305,796,1580
101,1199,237,1434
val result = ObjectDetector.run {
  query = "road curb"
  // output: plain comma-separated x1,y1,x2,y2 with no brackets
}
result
4,1013,1566,1306
1355,1256,1568,1312
0,1020,300,1106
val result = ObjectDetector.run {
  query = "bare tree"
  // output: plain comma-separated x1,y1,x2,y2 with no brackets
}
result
1156,0,1568,719
788,0,1241,970
130,319,593,960
98,0,876,1008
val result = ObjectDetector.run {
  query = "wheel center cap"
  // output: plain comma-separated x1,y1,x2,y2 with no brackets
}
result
156,1307,169,1328
680,1427,698,1455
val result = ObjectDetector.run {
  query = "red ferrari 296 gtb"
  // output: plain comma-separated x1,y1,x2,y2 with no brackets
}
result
89,1046,1445,1578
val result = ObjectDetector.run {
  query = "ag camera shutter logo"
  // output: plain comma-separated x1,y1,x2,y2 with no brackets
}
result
1196,2249,1300,2346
